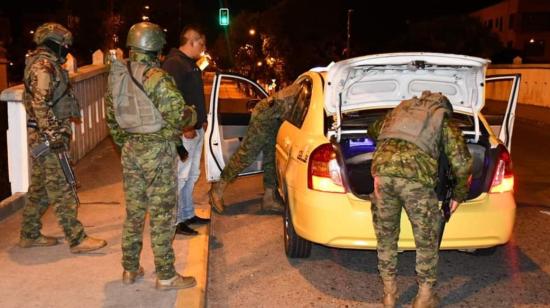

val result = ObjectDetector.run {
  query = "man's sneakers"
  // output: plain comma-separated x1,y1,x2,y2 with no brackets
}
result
155,274,197,291
175,215,210,236
70,236,107,254
122,266,145,285
19,234,58,248
175,223,199,236
185,216,210,225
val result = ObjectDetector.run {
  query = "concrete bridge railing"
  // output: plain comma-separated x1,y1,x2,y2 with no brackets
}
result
0,64,109,194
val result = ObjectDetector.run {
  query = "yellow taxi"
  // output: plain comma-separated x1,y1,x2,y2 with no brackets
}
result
205,53,520,258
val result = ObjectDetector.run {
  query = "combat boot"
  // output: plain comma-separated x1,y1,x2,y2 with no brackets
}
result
122,266,145,285
382,278,398,308
412,283,439,308
261,188,283,213
208,180,228,214
155,274,197,291
70,236,107,254
19,234,58,248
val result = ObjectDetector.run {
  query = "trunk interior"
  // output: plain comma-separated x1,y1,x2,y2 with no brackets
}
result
334,110,501,201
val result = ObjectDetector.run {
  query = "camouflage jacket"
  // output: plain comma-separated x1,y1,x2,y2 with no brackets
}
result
106,51,196,147
251,83,301,125
23,47,73,145
369,116,472,203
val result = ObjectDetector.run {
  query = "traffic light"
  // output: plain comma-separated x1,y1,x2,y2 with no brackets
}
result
219,8,229,26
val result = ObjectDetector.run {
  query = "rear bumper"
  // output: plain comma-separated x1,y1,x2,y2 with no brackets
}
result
290,189,515,250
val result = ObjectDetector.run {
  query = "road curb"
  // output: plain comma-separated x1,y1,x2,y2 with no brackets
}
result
0,192,25,222
175,206,211,308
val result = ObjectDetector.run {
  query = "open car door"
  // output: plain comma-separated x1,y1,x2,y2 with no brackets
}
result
484,74,521,151
204,73,269,182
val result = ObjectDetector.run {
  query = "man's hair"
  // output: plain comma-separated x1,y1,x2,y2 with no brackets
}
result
179,25,205,46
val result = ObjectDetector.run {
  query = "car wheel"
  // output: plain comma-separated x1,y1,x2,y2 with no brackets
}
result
283,197,312,258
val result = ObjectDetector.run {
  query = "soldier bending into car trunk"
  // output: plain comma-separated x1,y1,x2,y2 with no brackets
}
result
368,91,472,308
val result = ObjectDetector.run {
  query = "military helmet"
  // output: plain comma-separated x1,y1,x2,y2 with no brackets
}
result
33,22,73,46
126,22,166,52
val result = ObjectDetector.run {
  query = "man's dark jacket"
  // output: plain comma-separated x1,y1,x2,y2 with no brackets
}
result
162,48,206,129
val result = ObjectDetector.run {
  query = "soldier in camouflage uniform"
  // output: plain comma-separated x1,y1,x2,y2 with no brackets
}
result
19,22,107,253
106,22,197,290
368,91,472,308
208,83,303,214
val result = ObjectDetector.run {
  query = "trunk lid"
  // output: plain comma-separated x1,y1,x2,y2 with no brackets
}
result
323,52,490,141
324,52,490,114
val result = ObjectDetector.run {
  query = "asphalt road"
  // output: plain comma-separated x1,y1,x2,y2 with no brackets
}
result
206,118,550,307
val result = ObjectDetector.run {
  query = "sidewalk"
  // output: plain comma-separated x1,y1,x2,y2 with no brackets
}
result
0,139,210,308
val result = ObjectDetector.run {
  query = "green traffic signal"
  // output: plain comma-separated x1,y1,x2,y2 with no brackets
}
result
219,8,229,26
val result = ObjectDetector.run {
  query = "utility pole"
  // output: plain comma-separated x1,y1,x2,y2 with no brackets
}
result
345,9,353,58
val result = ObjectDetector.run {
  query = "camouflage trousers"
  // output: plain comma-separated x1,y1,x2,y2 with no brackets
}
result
121,138,178,280
220,116,279,189
371,176,441,286
20,150,86,247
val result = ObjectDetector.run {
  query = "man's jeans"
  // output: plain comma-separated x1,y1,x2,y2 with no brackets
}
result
176,128,204,224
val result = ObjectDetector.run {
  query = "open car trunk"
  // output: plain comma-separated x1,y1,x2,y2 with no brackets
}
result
333,110,502,201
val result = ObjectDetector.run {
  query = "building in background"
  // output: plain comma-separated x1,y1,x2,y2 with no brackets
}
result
471,0,550,63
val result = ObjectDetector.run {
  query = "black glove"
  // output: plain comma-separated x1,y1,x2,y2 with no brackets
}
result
176,143,189,162
49,140,66,153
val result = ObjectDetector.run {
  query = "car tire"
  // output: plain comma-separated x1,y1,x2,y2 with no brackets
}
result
283,196,312,258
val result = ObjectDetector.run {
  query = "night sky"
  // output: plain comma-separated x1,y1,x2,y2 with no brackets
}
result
0,0,504,82
0,0,503,42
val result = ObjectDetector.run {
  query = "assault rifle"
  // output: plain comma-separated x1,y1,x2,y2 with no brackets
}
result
30,140,80,207
57,150,80,207
437,151,455,248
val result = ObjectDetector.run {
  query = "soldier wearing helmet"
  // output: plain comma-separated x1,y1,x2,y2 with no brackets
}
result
33,22,73,63
368,91,472,308
19,22,107,253
105,22,197,290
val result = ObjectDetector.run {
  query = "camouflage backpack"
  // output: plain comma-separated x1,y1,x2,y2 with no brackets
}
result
109,58,164,133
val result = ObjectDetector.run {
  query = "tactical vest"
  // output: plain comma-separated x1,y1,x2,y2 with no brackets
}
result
109,59,164,134
378,92,452,159
24,49,81,121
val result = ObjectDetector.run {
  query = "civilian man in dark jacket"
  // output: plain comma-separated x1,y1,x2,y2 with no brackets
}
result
162,25,209,236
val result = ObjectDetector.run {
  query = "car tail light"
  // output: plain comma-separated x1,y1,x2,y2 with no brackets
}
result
308,143,346,193
490,145,514,193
